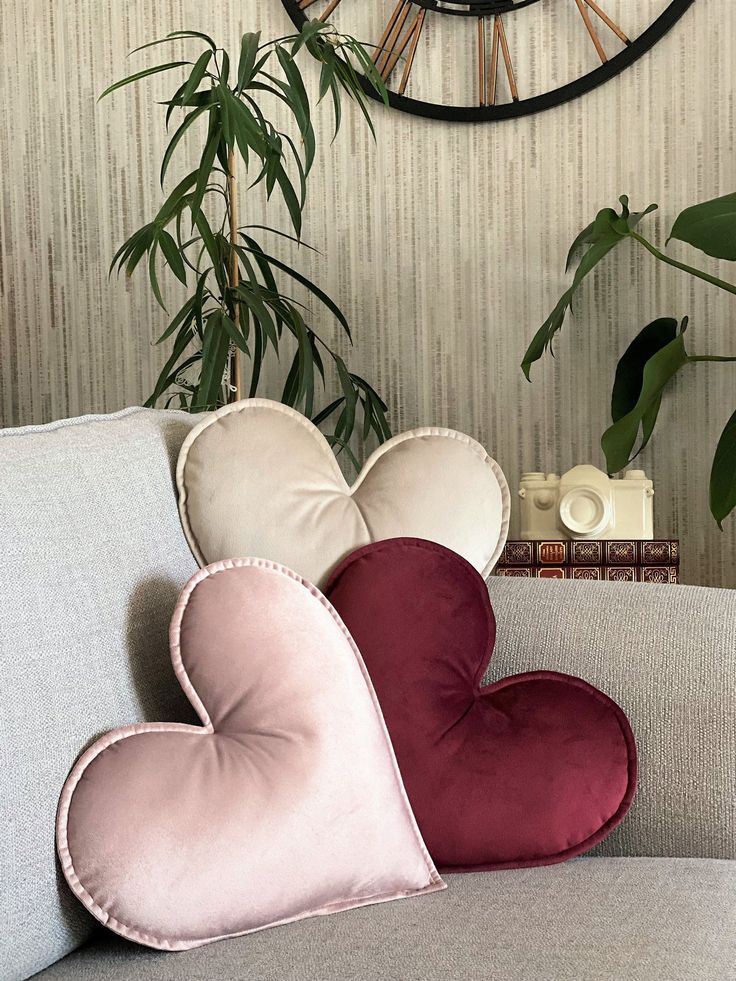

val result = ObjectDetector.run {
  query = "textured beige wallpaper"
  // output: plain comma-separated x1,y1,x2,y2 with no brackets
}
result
1,1,734,587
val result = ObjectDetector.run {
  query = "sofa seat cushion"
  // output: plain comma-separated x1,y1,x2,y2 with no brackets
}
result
33,858,736,981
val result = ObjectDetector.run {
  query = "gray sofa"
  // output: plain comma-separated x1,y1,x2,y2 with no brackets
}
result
1,408,734,981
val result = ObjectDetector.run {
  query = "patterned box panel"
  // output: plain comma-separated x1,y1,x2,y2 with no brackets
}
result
498,541,679,567
495,565,679,584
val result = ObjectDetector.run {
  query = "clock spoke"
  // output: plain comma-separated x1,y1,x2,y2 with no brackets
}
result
318,0,344,20
488,16,499,105
574,0,631,64
374,1,427,89
477,17,486,107
398,9,427,94
298,0,344,19
481,15,518,107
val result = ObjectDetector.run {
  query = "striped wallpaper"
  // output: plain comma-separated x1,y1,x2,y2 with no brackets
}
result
1,0,734,586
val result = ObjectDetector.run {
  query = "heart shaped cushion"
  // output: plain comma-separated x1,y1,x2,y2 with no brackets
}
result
56,559,444,950
176,399,510,588
325,539,637,872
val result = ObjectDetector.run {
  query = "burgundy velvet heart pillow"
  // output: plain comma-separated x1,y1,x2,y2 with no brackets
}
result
325,538,637,872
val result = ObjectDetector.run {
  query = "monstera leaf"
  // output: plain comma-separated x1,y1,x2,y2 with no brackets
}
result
602,318,736,525
608,317,681,463
602,320,691,474
668,193,736,262
521,197,657,379
711,409,736,529
523,189,736,526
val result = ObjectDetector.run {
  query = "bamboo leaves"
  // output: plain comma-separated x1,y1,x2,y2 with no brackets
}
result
104,20,391,458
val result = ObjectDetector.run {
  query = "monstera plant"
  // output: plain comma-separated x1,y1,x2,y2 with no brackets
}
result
522,192,736,526
101,22,391,465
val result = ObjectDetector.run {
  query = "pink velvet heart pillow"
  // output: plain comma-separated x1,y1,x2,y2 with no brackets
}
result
56,559,443,951
325,539,637,872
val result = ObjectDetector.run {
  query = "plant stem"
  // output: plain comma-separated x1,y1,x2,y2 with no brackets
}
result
630,230,736,297
688,355,736,364
227,147,242,401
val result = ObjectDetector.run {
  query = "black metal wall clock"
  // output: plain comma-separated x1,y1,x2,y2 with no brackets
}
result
280,0,695,122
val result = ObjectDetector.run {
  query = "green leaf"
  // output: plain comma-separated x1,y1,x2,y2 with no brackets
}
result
271,158,303,237
324,433,360,471
146,322,195,406
601,325,691,473
123,225,156,277
281,349,301,407
710,408,736,527
218,310,249,354
668,192,736,261
611,318,680,422
181,50,212,103
110,223,153,276
193,211,226,289
193,269,210,337
155,170,198,225
218,49,230,87
216,83,235,149
334,356,357,441
229,95,274,164
248,323,264,397
156,293,197,344
148,236,167,310
294,315,315,414
274,48,311,133
131,36,192,55
291,19,326,56
237,32,261,92
339,36,389,107
235,282,279,350
189,120,221,224
239,224,319,252
99,62,189,101
312,396,345,428
193,312,229,410
239,236,352,341
159,228,187,285
522,198,658,379
164,30,217,51
160,105,207,186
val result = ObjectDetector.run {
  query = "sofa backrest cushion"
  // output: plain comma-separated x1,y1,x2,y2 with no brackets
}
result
0,408,198,981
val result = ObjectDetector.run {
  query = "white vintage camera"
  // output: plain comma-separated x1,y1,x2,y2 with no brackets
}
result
519,465,654,540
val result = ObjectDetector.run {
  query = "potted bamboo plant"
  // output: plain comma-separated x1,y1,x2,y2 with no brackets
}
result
102,21,391,464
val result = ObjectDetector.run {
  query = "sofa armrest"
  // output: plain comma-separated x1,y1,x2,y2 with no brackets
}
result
486,576,736,860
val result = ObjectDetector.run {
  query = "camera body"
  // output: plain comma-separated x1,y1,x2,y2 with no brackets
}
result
519,465,654,541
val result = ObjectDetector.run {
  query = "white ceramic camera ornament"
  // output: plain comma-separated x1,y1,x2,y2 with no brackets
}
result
519,465,654,541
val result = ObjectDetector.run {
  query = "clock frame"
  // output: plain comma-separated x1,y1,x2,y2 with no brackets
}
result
280,0,696,122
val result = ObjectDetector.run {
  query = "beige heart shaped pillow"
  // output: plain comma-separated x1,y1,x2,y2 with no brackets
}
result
177,399,510,588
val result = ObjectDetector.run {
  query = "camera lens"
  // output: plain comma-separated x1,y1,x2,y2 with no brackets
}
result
559,488,612,538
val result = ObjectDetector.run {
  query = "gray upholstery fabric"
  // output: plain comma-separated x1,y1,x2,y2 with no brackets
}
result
4,409,736,980
0,409,198,981
33,859,736,981
486,576,736,862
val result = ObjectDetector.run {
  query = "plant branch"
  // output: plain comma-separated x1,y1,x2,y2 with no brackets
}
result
227,147,242,400
629,230,736,296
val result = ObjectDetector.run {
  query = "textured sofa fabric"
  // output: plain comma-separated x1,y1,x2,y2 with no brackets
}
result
0,409,199,981
33,860,736,981
486,576,736,862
